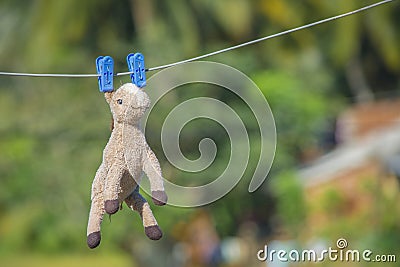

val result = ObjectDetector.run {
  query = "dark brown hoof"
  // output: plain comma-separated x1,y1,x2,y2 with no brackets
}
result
145,225,163,240
105,199,119,214
151,191,168,206
87,231,101,249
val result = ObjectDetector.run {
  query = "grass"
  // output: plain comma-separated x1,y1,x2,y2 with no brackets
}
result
1,253,133,267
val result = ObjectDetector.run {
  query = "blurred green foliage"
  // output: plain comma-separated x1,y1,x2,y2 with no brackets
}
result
270,171,307,236
0,0,399,266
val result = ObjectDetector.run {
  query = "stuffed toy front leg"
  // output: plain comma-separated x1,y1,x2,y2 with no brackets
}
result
87,163,107,249
143,145,168,206
103,162,125,215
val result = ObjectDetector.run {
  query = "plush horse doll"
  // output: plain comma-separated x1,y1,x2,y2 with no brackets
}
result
87,83,167,249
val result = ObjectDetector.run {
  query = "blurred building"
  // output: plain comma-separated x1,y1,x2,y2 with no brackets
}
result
299,99,400,235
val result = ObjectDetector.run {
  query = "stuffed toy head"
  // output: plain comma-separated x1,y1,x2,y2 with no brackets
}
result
104,84,150,125
87,83,167,249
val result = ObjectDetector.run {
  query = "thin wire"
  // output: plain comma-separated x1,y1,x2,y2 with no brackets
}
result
0,0,395,78
147,0,395,71
0,72,99,78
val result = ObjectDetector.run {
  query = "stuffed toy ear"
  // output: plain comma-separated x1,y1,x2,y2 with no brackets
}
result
104,92,114,104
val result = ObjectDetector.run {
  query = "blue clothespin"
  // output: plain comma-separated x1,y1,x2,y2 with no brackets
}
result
96,56,114,92
127,53,146,88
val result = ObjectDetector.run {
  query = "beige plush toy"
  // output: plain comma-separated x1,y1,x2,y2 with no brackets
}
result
87,83,167,249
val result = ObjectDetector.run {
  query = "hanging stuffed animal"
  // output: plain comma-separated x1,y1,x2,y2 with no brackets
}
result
87,83,168,249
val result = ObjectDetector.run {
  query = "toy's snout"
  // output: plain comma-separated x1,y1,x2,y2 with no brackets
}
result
129,87,150,111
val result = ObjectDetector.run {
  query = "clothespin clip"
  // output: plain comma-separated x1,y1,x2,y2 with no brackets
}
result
96,56,114,92
127,53,146,88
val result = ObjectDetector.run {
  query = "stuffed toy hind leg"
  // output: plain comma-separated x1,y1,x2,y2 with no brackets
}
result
125,186,163,239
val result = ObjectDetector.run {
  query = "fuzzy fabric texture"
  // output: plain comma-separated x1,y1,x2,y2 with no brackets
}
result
87,83,167,249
